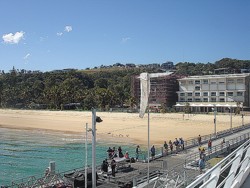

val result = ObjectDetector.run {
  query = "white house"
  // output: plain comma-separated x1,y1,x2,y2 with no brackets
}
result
175,73,250,112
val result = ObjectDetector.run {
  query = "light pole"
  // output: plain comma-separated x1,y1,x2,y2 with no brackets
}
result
241,103,244,126
212,105,217,137
85,123,88,188
85,123,92,188
242,114,244,126
91,108,103,188
91,109,96,188
147,107,150,185
230,106,232,132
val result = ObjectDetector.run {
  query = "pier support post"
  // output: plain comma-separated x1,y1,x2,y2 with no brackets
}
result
133,177,137,186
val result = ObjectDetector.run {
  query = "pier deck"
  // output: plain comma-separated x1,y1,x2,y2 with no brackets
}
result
95,127,250,187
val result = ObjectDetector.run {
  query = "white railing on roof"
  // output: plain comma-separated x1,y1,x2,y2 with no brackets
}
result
187,139,250,188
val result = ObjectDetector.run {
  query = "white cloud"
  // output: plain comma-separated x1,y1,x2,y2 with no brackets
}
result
64,26,72,32
2,31,25,44
23,53,31,60
121,37,131,43
57,32,63,36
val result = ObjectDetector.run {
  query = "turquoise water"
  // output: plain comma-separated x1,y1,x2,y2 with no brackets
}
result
0,128,136,186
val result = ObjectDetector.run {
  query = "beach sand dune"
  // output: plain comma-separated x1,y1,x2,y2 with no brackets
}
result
0,109,246,147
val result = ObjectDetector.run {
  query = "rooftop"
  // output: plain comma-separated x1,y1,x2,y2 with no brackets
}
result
178,73,250,80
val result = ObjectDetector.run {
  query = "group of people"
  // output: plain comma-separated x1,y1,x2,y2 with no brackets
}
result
163,138,185,155
149,137,186,161
107,146,126,159
104,146,132,177
101,158,117,177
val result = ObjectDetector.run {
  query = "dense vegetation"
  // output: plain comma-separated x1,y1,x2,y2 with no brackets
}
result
0,58,249,110
0,67,156,110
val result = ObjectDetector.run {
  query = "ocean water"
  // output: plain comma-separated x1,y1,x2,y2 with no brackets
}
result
0,127,136,186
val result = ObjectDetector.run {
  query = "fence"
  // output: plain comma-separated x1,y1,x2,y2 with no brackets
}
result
139,123,250,161
134,132,250,188
186,139,250,188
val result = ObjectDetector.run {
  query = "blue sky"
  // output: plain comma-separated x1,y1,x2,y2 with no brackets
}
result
0,0,249,72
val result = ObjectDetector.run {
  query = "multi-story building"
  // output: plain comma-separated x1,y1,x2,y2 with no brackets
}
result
131,72,183,110
175,73,250,112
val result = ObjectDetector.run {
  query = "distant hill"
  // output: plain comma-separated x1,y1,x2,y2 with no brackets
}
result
0,58,249,110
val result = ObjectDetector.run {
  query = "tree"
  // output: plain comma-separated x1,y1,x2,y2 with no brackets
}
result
184,102,191,114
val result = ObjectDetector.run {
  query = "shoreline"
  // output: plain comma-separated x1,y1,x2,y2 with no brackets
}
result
0,109,246,147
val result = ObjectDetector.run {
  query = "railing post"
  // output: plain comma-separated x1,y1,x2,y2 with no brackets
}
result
183,170,187,186
133,177,137,186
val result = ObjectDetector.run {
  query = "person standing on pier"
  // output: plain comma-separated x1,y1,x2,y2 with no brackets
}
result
180,138,185,150
136,145,140,161
150,145,156,160
198,135,202,146
111,159,116,177
101,159,108,173
208,139,212,154
198,156,205,174
174,138,179,153
169,140,173,154
163,141,168,155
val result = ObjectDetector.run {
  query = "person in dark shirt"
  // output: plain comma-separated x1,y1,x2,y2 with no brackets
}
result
150,145,156,160
111,159,116,177
101,159,108,173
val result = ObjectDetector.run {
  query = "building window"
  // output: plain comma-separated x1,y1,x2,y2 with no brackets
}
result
187,98,192,102
195,80,200,84
219,98,225,102
203,92,208,96
219,81,225,84
211,92,216,96
195,92,200,96
227,92,233,96
227,79,234,83
211,98,216,102
187,93,192,96
195,98,201,102
180,98,185,102
188,81,193,84
203,98,208,102
211,81,217,84
237,92,243,96
219,92,225,96
195,86,201,90
203,80,208,84
237,79,243,83
180,93,185,96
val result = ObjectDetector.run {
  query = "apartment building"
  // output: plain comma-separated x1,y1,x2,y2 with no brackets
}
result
131,73,183,110
175,73,250,112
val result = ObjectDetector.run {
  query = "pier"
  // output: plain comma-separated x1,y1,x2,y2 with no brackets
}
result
5,123,250,188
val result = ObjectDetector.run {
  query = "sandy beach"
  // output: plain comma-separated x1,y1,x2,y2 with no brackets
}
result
0,109,246,147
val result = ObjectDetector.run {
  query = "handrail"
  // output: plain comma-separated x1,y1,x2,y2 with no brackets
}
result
140,123,250,160
186,139,250,188
137,132,250,188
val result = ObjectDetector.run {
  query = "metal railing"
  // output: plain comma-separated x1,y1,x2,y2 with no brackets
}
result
135,132,250,188
140,123,250,160
186,139,250,188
